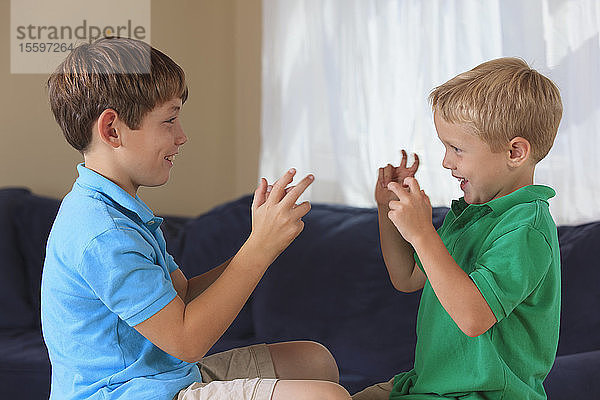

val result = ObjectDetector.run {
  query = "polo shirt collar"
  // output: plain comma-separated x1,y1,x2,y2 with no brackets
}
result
451,185,555,217
75,163,162,228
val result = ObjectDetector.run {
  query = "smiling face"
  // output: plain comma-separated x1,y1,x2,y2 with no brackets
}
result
114,97,187,196
434,111,519,205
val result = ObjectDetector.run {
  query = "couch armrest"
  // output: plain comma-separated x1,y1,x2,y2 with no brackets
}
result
545,349,600,399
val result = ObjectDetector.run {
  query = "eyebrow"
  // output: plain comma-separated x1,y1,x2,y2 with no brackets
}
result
169,105,181,112
437,134,461,149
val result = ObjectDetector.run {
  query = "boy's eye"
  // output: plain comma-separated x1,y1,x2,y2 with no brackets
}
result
452,145,461,153
165,117,177,124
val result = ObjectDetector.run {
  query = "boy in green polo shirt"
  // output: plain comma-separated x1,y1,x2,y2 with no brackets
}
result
353,58,563,399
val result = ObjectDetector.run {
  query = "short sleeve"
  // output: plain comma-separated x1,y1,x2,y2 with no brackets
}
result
469,226,552,323
166,252,180,273
79,228,178,327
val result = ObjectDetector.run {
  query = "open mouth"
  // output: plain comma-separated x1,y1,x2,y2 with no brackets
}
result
454,175,468,190
164,154,177,165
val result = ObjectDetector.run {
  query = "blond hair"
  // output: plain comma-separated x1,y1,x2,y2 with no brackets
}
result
48,37,188,153
429,57,562,162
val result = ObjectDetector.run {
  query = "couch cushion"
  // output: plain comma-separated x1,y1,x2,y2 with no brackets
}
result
0,188,60,329
0,188,45,329
556,222,600,356
0,329,51,398
545,350,600,400
13,191,61,329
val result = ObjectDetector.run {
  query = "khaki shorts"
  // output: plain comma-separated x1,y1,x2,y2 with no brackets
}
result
175,343,278,400
351,378,394,400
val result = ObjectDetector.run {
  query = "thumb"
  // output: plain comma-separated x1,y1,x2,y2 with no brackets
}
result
252,178,267,211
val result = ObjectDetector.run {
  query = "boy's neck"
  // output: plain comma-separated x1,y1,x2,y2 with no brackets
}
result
499,165,536,200
83,154,138,198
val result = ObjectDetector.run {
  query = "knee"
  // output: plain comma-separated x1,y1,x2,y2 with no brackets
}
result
272,380,351,400
316,381,351,399
268,340,340,382
301,341,340,383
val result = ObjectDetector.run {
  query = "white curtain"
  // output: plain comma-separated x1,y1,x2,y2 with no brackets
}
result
260,0,600,225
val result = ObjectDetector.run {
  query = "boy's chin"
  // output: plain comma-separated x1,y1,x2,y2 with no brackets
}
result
462,191,480,205
143,175,171,189
464,193,489,205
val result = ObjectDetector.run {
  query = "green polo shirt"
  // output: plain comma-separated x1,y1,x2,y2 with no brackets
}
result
391,185,561,400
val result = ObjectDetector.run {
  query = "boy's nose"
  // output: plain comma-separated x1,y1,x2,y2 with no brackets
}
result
442,152,453,170
175,127,187,146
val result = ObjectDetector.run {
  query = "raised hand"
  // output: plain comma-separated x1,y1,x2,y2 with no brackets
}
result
386,177,433,245
375,150,419,207
249,169,314,263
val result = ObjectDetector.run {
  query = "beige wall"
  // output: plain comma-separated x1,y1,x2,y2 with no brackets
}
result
0,0,262,217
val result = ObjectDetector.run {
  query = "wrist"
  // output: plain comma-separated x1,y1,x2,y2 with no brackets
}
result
410,225,439,252
242,234,277,268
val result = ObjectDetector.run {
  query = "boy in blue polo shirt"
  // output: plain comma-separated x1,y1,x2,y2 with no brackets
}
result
354,58,563,399
41,38,351,400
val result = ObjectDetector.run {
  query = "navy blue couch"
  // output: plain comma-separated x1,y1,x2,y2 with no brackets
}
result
1,187,598,399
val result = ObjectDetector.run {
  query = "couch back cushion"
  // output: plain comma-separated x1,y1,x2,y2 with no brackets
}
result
0,189,59,330
557,222,600,355
0,189,35,329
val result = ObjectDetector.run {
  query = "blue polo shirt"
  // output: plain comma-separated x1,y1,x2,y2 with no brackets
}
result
41,164,201,400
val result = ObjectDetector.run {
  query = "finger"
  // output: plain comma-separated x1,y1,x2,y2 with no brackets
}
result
387,182,407,199
291,200,311,219
266,185,273,199
265,184,274,201
399,149,407,169
387,209,395,222
383,164,393,186
269,168,297,203
378,167,385,188
282,174,314,207
409,153,420,175
252,178,267,211
388,199,402,210
404,176,421,194
273,185,294,201
295,220,305,236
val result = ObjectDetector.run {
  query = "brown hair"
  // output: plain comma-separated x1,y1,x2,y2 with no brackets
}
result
47,37,188,153
429,57,562,162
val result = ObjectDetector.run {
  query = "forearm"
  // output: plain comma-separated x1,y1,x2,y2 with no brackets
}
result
412,228,496,337
378,205,419,291
179,239,272,360
184,258,232,304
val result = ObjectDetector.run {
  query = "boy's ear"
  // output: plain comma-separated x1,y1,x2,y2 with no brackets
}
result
507,137,531,168
96,109,121,149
